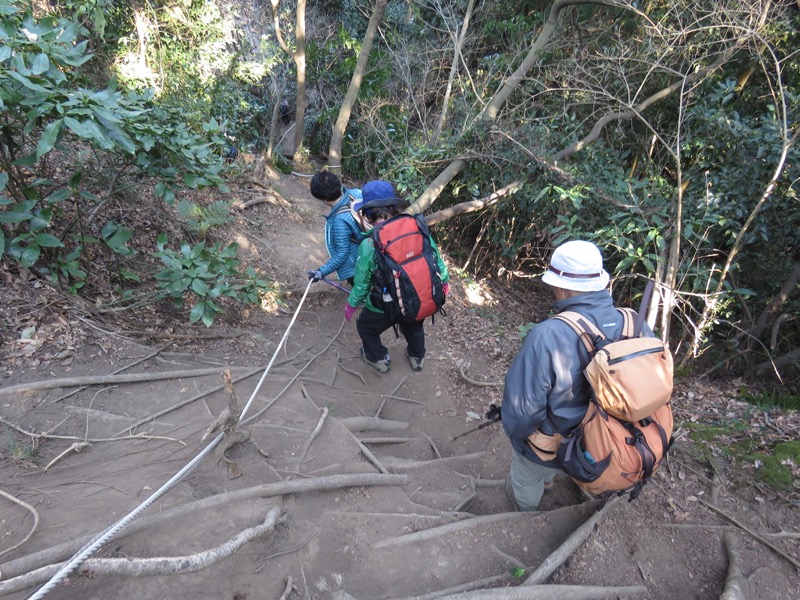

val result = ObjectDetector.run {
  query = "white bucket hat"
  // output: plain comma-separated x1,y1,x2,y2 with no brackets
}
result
541,240,610,292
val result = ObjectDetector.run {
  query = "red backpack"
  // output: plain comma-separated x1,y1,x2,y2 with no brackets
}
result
371,214,445,322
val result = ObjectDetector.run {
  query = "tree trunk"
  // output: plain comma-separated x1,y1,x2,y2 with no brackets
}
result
328,0,388,169
292,0,307,157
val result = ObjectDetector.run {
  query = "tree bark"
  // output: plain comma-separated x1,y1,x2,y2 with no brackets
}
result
328,0,388,168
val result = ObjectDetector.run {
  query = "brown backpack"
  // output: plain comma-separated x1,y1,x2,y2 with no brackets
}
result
554,307,674,500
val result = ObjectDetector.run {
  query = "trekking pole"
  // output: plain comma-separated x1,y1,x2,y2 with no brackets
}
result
320,277,351,294
451,416,501,441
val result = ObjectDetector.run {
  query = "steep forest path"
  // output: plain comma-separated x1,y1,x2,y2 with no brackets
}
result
0,169,798,599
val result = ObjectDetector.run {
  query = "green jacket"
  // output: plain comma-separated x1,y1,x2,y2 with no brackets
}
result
347,234,449,313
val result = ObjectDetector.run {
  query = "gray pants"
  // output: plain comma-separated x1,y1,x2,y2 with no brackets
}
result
506,447,565,511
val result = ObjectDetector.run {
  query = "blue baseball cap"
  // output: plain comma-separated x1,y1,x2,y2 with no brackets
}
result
358,180,403,211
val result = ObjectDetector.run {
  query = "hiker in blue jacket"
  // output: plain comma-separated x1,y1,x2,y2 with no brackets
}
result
499,240,649,511
307,171,364,286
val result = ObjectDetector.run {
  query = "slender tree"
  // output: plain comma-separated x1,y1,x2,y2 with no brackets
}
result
328,0,388,169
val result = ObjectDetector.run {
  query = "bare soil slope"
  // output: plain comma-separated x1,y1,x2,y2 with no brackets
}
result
0,169,798,600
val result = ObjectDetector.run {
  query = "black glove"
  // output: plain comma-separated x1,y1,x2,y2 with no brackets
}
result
307,269,323,282
485,403,501,421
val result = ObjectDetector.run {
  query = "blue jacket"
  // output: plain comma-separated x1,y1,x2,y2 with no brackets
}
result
501,290,654,465
319,188,363,281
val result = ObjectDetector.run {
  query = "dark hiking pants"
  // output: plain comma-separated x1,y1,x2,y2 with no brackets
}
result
356,308,425,362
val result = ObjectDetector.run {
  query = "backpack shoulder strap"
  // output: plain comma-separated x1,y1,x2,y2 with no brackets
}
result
552,311,605,353
617,308,637,338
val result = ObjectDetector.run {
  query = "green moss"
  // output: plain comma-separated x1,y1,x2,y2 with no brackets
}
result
740,391,800,411
682,422,799,492
755,440,800,491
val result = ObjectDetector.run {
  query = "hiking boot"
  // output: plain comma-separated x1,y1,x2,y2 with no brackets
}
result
406,350,424,372
360,347,391,373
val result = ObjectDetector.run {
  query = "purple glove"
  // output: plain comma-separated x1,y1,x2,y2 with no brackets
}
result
344,303,357,322
442,282,450,296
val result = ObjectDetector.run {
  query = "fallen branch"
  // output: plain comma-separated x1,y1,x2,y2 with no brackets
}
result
698,499,800,571
719,531,745,600
0,367,256,397
1,474,407,580
0,490,40,558
459,364,502,387
0,507,282,596
522,497,619,585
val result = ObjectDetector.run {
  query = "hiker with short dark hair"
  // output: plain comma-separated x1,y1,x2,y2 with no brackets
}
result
308,171,363,286
344,180,449,374
499,240,656,511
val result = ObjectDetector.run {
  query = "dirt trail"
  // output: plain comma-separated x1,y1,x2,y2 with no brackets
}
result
0,169,798,599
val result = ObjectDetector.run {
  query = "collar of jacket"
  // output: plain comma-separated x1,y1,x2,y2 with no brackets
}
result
551,289,613,313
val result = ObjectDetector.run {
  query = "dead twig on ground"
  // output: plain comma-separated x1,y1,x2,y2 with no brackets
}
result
0,367,256,397
1,474,407,581
458,364,502,387
298,407,329,468
358,437,412,444
0,507,283,596
337,355,366,387
0,417,186,447
375,375,410,419
43,441,90,471
0,490,40,558
240,321,346,427
698,498,800,571
522,497,620,585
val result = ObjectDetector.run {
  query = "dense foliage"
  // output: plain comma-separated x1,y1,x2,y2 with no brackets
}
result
1,0,797,387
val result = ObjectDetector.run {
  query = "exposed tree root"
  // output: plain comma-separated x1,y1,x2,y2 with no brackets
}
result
0,367,256,397
719,532,746,600
698,498,800,571
458,364,503,387
374,511,533,549
0,473,407,580
51,346,167,404
522,497,619,585
344,585,647,600
382,452,488,471
0,490,40,558
433,584,648,599
339,416,410,433
0,507,282,596
112,366,264,437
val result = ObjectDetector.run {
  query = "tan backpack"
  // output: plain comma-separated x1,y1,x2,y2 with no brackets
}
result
554,305,674,500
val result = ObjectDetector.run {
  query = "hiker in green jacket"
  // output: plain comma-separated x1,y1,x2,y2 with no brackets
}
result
344,180,449,374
